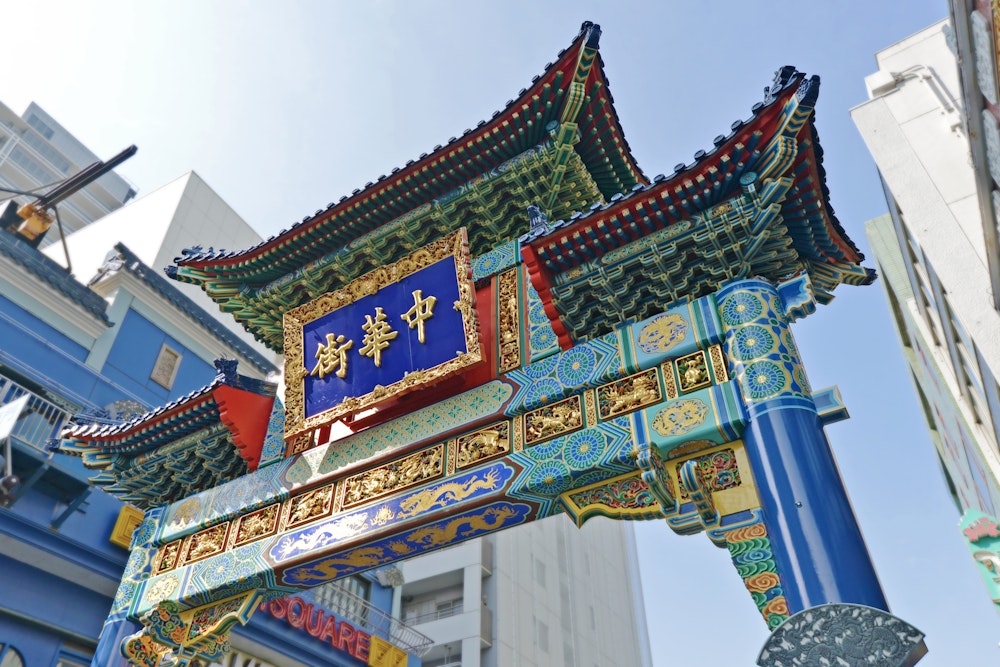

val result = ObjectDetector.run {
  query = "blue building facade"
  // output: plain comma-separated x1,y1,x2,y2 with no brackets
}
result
0,225,422,667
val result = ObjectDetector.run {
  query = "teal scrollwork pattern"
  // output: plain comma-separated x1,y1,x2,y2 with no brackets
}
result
650,398,709,437
637,312,688,354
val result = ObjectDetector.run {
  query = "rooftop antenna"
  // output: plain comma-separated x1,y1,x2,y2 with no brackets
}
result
0,144,137,273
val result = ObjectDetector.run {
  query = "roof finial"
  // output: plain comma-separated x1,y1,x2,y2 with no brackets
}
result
579,21,601,49
214,358,239,382
527,204,551,235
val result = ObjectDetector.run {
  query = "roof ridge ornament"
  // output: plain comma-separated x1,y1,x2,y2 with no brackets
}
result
527,204,552,236
214,358,239,382
578,21,602,49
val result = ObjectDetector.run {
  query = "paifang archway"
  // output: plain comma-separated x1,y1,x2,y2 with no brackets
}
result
59,22,924,667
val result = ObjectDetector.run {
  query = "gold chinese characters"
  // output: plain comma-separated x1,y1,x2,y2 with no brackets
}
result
310,290,439,378
401,290,436,343
311,334,353,379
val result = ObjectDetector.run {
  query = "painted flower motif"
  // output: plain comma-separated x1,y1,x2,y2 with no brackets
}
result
524,378,563,408
742,361,788,400
522,354,559,379
527,288,549,322
733,325,775,360
527,434,564,459
132,517,156,546
473,249,503,275
114,581,137,611
556,346,596,387
527,461,572,494
564,432,605,470
721,292,764,326
530,326,557,353
198,551,238,589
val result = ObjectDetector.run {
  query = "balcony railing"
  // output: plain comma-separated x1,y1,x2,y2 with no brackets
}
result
405,602,465,625
310,583,433,657
0,376,71,453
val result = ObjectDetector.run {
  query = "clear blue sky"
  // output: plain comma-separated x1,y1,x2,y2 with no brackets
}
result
3,1,995,663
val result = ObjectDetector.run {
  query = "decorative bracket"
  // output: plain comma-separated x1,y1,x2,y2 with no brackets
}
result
121,591,264,667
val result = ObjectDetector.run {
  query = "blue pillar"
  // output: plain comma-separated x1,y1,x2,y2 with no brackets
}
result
91,509,161,666
91,616,139,667
717,278,887,613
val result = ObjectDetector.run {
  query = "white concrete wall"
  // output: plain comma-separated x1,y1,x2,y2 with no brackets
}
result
853,20,1000,403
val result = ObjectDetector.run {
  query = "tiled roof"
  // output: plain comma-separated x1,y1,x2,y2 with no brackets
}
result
522,67,865,268
0,227,110,323
112,244,277,375
57,359,278,508
519,67,875,340
60,358,271,447
169,21,643,285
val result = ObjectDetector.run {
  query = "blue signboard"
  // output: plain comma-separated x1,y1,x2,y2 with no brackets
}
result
284,230,481,439
303,256,466,418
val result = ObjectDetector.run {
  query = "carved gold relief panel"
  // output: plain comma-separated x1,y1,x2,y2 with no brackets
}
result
283,483,336,530
231,503,281,548
154,539,183,575
524,395,583,445
596,369,662,419
342,444,445,509
456,421,511,469
676,350,711,393
181,523,229,565
497,267,522,373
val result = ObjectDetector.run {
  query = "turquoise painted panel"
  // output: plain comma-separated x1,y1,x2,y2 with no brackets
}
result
526,280,561,362
155,380,515,544
270,463,515,564
257,398,288,468
626,295,724,372
507,418,635,514
638,382,747,458
504,332,624,414
278,502,533,588
472,239,520,281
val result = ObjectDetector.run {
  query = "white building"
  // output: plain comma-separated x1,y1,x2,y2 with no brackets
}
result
0,101,135,246
396,516,651,667
45,170,276,369
853,21,1000,529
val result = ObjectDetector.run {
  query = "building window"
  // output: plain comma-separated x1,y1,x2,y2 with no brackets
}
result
535,618,549,651
26,114,54,139
534,557,546,588
0,645,24,667
9,145,59,184
150,344,182,390
435,598,463,618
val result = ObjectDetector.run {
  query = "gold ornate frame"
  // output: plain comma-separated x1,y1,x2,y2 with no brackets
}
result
284,229,482,440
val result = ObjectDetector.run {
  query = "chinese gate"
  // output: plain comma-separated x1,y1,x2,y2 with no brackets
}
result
60,22,927,667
